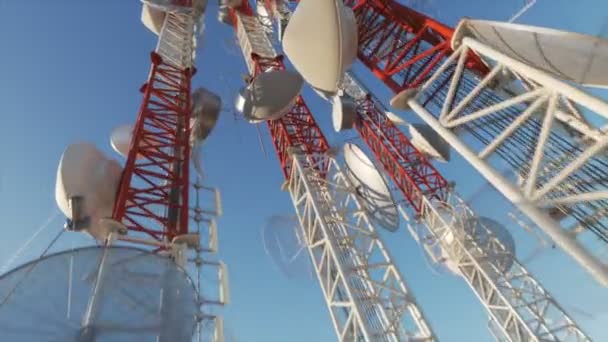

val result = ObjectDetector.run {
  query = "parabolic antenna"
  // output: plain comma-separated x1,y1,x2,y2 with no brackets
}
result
0,246,198,342
452,19,608,88
312,87,337,102
282,0,358,92
141,3,166,35
331,95,357,132
440,216,516,278
110,124,140,159
408,123,451,162
343,143,399,231
240,70,303,123
261,215,313,280
55,143,123,241
190,87,222,144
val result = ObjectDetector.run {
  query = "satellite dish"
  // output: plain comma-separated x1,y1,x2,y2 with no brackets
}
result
110,124,140,159
441,216,516,278
343,143,399,231
190,87,222,144
261,215,313,280
312,87,337,102
332,95,357,132
0,247,199,341
408,123,451,162
141,3,166,35
282,0,358,92
55,143,123,241
452,19,608,88
240,70,303,122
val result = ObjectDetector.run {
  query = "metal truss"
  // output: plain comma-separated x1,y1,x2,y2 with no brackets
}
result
233,9,330,179
231,6,435,340
288,152,435,341
156,11,197,69
268,2,588,339
343,0,487,93
401,39,608,286
339,71,589,341
340,0,608,286
340,73,450,212
113,7,198,242
112,50,193,242
411,191,590,341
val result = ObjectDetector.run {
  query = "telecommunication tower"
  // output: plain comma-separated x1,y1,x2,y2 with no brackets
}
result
0,0,606,341
1,1,228,341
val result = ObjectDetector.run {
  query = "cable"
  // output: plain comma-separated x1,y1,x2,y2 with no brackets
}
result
0,209,60,275
0,226,65,308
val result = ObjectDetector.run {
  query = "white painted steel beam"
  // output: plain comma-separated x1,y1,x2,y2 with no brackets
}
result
339,70,589,341
407,193,590,342
398,38,608,286
288,153,435,341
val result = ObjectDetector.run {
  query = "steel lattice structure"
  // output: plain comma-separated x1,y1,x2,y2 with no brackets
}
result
113,10,197,242
342,0,608,286
109,2,227,340
269,0,592,340
226,3,436,340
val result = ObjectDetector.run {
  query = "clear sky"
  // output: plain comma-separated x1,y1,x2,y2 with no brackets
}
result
0,0,607,341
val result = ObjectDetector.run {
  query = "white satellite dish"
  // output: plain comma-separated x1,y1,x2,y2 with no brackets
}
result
452,19,608,88
313,87,337,102
343,143,399,231
332,95,357,132
240,70,303,122
408,123,451,162
55,143,123,241
282,0,358,92
141,3,166,35
261,215,313,280
440,216,516,278
0,247,199,342
110,124,139,159
190,87,222,144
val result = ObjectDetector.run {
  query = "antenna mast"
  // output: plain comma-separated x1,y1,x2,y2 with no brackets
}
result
219,1,436,340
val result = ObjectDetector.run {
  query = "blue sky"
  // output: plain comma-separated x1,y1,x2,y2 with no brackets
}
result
0,0,607,341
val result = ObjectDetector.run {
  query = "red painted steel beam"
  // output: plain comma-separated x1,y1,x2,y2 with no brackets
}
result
231,3,330,180
355,96,449,211
112,52,193,243
252,55,330,180
345,0,487,93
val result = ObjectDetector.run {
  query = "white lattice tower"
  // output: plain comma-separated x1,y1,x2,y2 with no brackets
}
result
226,6,436,341
397,37,608,287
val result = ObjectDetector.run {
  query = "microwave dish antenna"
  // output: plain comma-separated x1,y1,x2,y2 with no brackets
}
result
282,0,357,92
343,143,399,231
237,70,303,122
